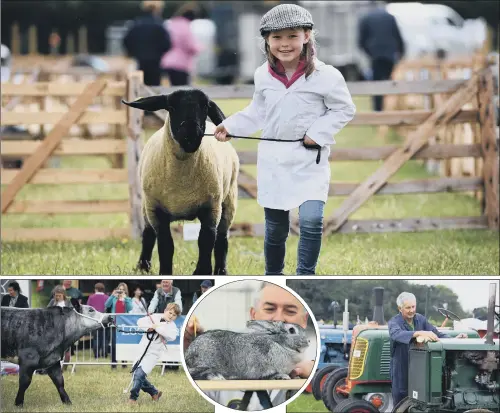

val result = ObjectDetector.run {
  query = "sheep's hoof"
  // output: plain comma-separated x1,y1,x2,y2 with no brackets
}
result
136,260,152,274
193,266,212,275
214,268,228,275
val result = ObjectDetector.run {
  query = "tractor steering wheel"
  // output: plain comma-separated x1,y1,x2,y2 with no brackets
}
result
438,308,461,322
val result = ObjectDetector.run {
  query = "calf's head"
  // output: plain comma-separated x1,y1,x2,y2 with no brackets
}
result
71,299,114,328
122,89,226,153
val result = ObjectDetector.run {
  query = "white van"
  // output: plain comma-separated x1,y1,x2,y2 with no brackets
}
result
386,2,488,59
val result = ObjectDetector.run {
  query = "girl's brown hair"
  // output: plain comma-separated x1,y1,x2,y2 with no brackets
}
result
117,282,129,296
263,28,316,79
52,285,67,300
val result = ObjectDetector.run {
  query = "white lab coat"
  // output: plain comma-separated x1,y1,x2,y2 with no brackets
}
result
222,58,356,211
132,314,179,375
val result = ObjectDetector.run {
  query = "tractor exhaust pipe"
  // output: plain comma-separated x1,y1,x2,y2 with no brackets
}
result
372,287,385,325
484,282,496,345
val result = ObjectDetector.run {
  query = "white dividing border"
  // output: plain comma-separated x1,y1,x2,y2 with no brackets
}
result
179,276,321,413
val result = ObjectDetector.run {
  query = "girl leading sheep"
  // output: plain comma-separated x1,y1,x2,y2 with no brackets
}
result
215,4,356,275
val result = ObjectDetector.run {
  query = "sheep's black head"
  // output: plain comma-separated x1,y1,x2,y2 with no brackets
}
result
122,89,226,153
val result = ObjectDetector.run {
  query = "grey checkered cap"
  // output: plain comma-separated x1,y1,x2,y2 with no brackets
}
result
259,4,314,36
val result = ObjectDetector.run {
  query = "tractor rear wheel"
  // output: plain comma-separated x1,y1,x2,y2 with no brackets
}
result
312,365,338,400
321,367,348,411
391,397,421,412
333,398,381,413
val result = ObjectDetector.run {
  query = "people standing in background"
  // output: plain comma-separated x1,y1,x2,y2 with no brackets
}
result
192,280,212,304
1,281,29,308
87,282,109,359
130,286,148,314
123,0,171,86
106,283,133,369
148,280,183,314
357,0,405,111
48,285,73,308
47,285,74,371
62,280,83,305
160,3,202,86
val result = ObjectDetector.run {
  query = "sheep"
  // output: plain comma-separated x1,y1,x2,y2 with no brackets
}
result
122,89,239,275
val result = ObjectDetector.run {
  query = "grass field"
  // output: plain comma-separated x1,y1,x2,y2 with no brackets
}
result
287,393,329,412
1,366,213,412
1,96,499,275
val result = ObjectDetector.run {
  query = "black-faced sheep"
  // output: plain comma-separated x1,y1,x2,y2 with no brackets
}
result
122,90,239,275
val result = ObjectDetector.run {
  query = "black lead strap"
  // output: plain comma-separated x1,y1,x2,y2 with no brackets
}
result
130,330,158,374
204,133,322,164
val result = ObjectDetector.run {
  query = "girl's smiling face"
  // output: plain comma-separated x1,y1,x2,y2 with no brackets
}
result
267,28,310,67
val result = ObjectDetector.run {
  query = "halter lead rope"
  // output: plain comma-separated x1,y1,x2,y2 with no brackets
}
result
204,133,322,164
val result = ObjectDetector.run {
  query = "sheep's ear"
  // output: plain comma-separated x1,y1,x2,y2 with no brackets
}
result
121,95,169,111
207,99,226,125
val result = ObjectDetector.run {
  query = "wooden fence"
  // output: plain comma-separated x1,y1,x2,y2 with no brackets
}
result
1,64,498,241
384,54,490,181
1,71,130,242
141,64,498,238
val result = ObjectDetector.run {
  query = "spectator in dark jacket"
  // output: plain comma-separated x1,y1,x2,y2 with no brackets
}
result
123,0,172,86
358,1,405,111
1,281,29,308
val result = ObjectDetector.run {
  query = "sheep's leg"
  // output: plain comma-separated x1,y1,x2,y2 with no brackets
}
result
194,208,217,275
155,208,175,275
214,205,230,275
137,220,156,273
214,181,237,275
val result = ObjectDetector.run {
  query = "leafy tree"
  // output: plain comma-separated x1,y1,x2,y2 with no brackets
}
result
287,280,468,325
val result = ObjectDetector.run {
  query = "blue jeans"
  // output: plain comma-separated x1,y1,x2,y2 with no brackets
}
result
129,367,158,401
264,200,325,275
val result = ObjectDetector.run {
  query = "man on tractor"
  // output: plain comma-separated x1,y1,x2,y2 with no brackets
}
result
388,292,468,406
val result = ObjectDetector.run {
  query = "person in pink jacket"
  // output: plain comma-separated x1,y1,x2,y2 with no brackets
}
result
161,6,202,86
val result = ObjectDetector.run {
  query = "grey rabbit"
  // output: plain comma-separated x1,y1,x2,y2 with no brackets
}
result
184,320,310,380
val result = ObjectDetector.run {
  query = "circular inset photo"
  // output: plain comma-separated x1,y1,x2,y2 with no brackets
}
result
180,279,320,411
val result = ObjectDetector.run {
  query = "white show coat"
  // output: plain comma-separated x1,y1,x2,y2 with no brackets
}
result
133,314,179,375
222,58,356,211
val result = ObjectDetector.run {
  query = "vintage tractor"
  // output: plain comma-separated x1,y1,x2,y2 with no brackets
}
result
393,282,499,413
326,288,481,413
308,299,353,400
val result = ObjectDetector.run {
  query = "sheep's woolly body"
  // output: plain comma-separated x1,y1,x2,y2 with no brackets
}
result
139,114,239,229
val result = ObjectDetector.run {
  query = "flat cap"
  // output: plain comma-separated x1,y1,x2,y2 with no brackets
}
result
259,4,314,36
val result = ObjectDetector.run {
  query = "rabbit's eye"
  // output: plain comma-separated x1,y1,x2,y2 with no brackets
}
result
288,327,297,334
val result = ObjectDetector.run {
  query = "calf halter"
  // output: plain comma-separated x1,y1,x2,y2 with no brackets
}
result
72,307,107,329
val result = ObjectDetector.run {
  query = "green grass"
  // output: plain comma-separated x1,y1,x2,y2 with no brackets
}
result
1,96,499,275
287,393,329,412
1,230,498,275
0,366,213,412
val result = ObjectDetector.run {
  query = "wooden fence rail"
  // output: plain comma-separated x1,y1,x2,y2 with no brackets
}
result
1,61,498,241
1,67,130,241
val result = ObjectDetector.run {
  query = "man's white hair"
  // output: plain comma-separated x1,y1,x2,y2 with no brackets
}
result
397,292,417,308
252,281,306,314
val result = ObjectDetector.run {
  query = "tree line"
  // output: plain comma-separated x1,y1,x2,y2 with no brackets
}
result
286,279,482,325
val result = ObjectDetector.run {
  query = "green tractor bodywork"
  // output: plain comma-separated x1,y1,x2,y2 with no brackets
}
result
406,338,500,412
348,329,480,399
